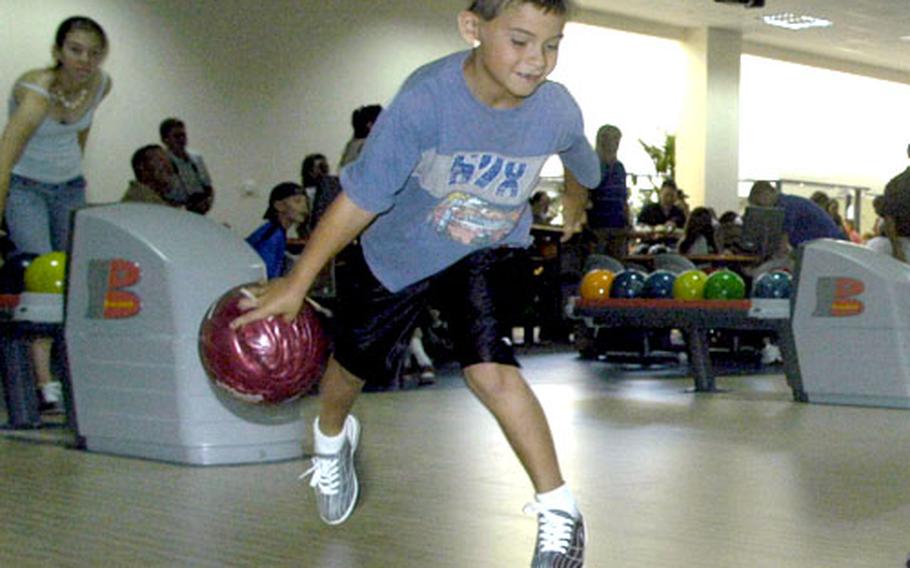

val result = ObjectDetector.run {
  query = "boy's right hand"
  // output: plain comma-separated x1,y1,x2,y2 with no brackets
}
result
229,277,306,329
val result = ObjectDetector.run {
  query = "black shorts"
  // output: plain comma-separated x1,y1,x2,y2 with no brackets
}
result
332,246,521,387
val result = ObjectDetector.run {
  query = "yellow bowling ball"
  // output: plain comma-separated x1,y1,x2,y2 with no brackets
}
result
24,251,67,294
579,269,615,300
672,269,708,300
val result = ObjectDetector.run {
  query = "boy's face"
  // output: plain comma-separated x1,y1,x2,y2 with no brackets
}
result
460,3,565,108
276,194,309,224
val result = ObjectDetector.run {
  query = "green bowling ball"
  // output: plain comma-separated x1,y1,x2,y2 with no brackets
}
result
703,269,746,300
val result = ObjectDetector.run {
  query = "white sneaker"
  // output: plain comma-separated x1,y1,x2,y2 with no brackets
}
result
761,343,782,365
41,381,62,403
300,415,360,525
524,502,586,567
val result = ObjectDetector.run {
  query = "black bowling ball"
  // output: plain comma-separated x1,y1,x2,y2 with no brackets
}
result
0,253,40,294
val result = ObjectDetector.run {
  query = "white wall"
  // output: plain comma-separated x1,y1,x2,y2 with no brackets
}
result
3,1,909,237
0,0,462,236
739,55,910,192
547,22,684,177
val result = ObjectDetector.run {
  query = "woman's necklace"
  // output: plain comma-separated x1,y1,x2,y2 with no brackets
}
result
50,85,89,110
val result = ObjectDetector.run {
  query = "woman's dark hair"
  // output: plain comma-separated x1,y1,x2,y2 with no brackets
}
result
55,16,108,51
54,16,108,69
301,153,327,187
718,211,739,225
678,206,718,255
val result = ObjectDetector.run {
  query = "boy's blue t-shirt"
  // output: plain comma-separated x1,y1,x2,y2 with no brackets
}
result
341,50,600,292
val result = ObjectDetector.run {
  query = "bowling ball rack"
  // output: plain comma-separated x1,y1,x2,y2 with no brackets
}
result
0,294,79,435
568,297,807,401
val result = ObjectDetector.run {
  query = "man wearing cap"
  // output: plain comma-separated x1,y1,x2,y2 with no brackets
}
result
246,182,310,279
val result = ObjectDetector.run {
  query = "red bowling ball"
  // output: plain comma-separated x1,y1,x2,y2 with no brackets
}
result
198,285,330,404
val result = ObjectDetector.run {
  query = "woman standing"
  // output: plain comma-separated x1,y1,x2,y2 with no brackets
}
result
0,16,111,411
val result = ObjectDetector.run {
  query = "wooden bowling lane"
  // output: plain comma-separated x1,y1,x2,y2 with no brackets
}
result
2,350,910,567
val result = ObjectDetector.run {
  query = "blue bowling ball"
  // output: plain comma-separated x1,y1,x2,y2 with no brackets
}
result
0,253,39,294
610,269,648,299
752,270,793,299
642,269,676,299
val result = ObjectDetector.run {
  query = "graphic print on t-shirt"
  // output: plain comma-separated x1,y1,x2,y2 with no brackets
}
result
415,149,547,247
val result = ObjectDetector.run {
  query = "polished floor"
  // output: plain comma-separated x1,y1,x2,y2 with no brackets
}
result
2,348,910,567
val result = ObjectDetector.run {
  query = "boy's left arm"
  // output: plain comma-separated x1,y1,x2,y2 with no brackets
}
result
561,169,589,243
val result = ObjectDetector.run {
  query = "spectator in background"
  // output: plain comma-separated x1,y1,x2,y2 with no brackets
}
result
0,16,112,414
301,153,342,230
122,145,180,206
844,219,862,243
586,124,629,259
338,104,383,170
867,170,910,262
159,117,214,214
716,210,745,254
638,179,688,229
677,206,719,255
747,180,845,250
246,182,310,279
825,199,861,243
809,190,830,211
530,191,553,225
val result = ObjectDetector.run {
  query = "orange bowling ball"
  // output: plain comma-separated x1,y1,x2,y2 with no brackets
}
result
579,269,615,300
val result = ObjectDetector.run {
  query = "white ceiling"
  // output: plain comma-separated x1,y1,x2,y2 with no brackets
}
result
575,0,910,79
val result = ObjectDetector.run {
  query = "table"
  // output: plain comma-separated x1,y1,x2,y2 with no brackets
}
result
623,253,761,270
568,297,806,401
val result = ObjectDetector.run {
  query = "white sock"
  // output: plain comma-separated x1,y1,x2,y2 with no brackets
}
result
536,484,579,518
313,417,346,454
409,333,434,368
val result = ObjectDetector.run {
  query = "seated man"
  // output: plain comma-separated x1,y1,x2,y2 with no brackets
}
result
160,117,215,215
121,145,180,206
635,179,687,250
246,182,310,279
747,181,845,250
638,179,688,229
301,153,342,230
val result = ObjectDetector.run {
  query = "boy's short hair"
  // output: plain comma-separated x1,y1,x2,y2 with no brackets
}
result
468,0,572,20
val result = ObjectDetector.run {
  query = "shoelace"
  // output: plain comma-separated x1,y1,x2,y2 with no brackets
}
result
299,455,341,495
523,502,574,554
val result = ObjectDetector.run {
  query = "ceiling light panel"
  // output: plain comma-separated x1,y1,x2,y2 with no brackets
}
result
762,13,833,31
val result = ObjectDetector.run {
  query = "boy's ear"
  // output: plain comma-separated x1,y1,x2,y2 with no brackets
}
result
457,11,482,48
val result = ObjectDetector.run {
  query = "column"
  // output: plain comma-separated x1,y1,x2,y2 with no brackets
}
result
677,27,742,215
